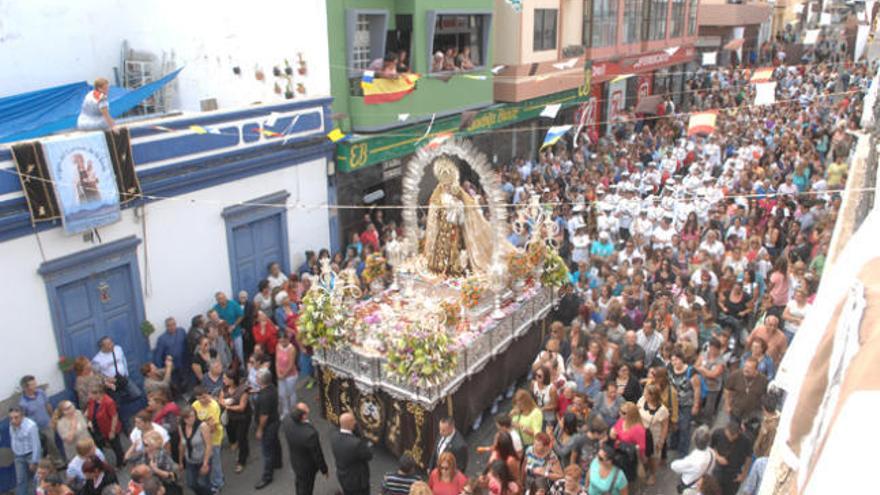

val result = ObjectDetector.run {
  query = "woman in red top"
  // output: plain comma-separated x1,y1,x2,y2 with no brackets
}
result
251,310,278,356
85,385,125,467
611,401,647,457
428,451,468,495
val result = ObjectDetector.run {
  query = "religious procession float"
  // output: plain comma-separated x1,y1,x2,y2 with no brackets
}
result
300,140,569,466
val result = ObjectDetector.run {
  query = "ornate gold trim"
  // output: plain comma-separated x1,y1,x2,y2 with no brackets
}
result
321,367,339,424
405,401,426,467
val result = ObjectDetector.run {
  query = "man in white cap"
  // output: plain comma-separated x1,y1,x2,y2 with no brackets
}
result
647,195,665,223
683,165,703,191
643,162,662,195
567,204,586,239
597,203,618,240
617,186,637,241
632,209,654,249
660,149,678,176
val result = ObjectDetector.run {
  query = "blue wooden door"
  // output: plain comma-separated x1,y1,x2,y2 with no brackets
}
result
54,265,147,383
230,214,286,296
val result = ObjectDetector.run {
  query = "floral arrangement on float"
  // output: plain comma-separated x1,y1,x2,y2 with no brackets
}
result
506,250,532,281
384,321,458,386
298,288,344,350
440,300,461,327
525,238,547,269
541,247,570,288
460,277,486,309
361,253,387,285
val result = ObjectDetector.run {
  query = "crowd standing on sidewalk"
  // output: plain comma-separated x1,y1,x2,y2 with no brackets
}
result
10,56,869,495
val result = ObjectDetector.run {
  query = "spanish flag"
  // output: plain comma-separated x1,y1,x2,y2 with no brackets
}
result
687,111,717,137
750,67,774,83
361,74,421,104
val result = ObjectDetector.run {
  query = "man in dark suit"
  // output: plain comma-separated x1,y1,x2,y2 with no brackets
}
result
281,403,328,495
427,416,468,473
331,412,372,495
254,369,282,490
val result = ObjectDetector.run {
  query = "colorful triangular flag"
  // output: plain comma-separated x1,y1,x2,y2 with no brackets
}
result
426,132,454,150
362,70,375,84
755,82,777,106
327,128,348,143
540,104,562,119
687,111,717,137
491,65,506,74
540,125,572,150
750,67,775,83
552,58,578,70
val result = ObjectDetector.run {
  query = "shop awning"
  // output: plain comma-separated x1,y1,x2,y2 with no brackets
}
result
723,38,746,51
635,95,664,114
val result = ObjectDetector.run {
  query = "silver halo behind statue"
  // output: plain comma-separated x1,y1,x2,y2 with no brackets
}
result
400,139,509,280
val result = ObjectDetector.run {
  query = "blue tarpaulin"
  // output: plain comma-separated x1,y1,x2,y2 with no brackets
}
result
0,67,183,144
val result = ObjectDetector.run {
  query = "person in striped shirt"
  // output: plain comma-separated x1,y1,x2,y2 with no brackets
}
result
381,454,421,495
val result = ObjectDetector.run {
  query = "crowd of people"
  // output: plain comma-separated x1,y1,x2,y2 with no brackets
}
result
9,54,868,495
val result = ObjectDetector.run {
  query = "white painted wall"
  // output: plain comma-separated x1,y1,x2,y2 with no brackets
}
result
0,159,330,398
0,0,331,111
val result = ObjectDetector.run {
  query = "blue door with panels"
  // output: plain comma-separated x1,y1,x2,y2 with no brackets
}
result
39,237,148,396
223,191,291,297
54,266,146,376
232,215,286,296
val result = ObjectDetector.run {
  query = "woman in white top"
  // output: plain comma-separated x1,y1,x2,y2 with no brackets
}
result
53,400,90,461
124,410,170,462
266,262,288,290
76,77,115,130
670,426,716,491
781,287,809,344
638,384,670,486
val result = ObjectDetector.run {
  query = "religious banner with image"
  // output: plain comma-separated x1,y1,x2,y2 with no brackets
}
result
41,132,121,234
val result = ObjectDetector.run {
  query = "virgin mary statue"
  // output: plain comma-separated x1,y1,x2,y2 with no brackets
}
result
423,157,499,276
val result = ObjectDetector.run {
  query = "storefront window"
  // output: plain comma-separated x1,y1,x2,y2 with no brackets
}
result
623,0,642,44
687,0,698,36
585,0,618,48
670,0,685,38
648,0,668,41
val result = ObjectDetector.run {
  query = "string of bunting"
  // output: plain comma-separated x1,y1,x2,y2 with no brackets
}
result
0,165,860,213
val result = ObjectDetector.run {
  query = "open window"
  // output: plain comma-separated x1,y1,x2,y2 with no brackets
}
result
426,11,493,74
346,9,389,78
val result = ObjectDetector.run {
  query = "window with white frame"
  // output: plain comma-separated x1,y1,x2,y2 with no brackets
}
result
585,0,618,48
352,14,373,70
533,9,558,51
